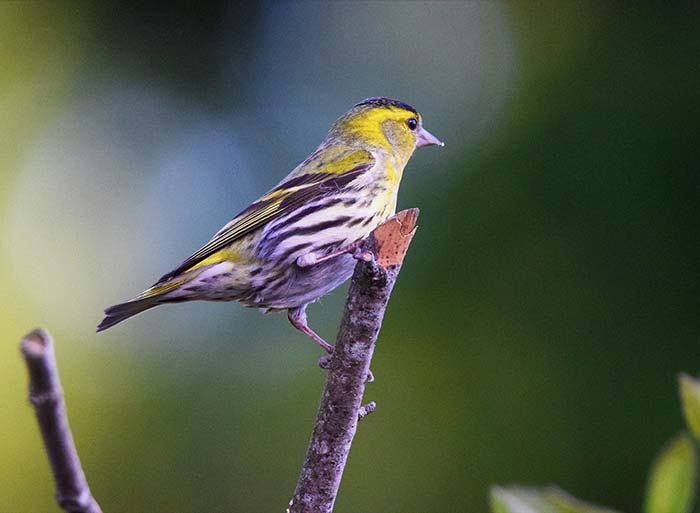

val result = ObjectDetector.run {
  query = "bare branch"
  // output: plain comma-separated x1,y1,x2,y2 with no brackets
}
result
289,208,419,513
20,329,103,513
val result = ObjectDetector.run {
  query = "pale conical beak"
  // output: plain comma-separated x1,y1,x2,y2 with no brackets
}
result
416,126,444,148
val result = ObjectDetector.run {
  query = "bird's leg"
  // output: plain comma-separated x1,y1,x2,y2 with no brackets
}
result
296,240,373,268
288,305,334,354
288,305,375,381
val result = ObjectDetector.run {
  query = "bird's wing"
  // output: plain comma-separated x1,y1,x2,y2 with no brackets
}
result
155,148,375,284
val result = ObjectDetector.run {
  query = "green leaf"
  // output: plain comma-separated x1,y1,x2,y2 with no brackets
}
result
644,432,696,513
679,374,700,440
490,485,621,513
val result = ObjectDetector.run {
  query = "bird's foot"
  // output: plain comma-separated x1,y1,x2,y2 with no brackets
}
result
351,245,374,264
288,306,373,381
318,354,374,382
296,239,371,268
318,354,332,369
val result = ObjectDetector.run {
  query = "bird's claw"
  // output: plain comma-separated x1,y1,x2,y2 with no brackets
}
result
352,247,374,263
318,354,332,369
317,354,374,382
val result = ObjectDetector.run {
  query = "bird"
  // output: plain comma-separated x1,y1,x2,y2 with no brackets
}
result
97,97,443,354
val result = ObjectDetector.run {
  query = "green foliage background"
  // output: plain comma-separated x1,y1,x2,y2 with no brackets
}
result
1,2,698,512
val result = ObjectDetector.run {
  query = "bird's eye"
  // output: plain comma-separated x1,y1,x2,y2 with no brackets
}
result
407,118,418,131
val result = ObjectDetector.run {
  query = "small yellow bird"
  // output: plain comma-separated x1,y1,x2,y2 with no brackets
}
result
98,97,443,352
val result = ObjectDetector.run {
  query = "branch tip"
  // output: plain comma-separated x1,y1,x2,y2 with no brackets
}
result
20,328,51,359
371,209,420,268
20,328,103,513
290,209,418,512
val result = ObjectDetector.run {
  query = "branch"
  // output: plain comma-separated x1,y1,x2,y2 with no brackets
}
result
20,329,103,513
289,208,419,513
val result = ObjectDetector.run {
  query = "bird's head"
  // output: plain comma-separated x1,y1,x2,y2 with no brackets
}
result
328,97,443,163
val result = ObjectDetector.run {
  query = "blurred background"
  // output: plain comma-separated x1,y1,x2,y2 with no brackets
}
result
1,2,699,512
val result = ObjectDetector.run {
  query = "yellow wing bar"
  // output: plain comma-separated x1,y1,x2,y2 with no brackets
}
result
154,153,374,284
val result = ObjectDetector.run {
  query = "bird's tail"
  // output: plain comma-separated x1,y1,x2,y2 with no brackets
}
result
97,278,186,332
97,296,161,332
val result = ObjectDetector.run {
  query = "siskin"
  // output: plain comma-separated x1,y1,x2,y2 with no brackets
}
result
98,97,443,352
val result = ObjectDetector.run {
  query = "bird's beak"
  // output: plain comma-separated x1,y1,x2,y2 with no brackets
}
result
416,126,444,148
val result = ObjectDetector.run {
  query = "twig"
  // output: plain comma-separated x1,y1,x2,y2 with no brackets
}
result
358,402,377,421
289,208,419,513
20,328,103,513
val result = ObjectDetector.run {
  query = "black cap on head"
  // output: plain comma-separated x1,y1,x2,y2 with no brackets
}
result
354,97,418,115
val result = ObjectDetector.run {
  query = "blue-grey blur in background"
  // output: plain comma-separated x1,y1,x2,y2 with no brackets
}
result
1,2,699,512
